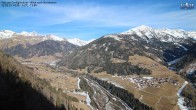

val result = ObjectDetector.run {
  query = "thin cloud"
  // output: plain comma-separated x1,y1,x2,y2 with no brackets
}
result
0,1,195,40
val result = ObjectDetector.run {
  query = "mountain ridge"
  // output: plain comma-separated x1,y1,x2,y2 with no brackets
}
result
4,40,78,58
0,30,94,46
121,25,196,41
59,26,195,75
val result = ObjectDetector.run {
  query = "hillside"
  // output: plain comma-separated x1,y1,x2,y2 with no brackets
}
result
0,51,81,110
0,35,43,50
0,26,195,110
57,26,195,109
3,40,78,58
59,26,195,75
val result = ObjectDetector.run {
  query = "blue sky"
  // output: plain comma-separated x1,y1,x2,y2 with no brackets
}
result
0,0,196,40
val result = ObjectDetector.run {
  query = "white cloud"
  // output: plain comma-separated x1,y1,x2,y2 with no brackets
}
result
4,2,196,30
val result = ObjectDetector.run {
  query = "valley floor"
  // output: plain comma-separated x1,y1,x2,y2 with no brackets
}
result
91,55,185,110
14,55,186,110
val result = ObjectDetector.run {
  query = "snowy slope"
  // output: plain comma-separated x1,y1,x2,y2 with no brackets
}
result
0,30,16,39
188,31,196,40
104,34,122,41
177,81,189,110
0,30,39,40
67,38,94,46
167,56,185,66
0,30,65,41
121,25,196,42
17,31,38,36
0,30,95,47
43,35,65,41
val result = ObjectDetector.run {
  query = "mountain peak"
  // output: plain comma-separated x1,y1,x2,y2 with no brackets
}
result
133,25,153,31
43,35,65,41
67,38,94,46
121,25,153,35
0,30,16,39
2,30,15,33
121,25,196,41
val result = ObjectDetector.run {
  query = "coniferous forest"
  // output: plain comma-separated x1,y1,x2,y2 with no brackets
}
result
87,75,153,110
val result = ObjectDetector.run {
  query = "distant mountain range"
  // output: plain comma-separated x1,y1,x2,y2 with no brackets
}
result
0,26,195,110
4,40,78,58
0,30,95,58
0,26,195,61
0,30,94,46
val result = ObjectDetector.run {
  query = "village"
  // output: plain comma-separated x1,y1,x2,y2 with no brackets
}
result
129,76,179,89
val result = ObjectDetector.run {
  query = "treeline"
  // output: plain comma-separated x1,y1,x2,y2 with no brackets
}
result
104,62,151,75
0,61,66,110
86,62,151,76
79,77,97,108
88,75,153,110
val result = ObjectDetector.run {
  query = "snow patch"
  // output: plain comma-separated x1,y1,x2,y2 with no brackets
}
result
179,45,188,51
77,77,81,89
105,47,108,51
67,38,94,46
177,81,189,110
104,34,122,41
144,46,149,49
186,64,196,75
143,77,153,80
43,35,64,41
73,91,92,108
86,92,91,107
110,81,124,88
101,78,109,81
187,69,195,75
168,56,185,66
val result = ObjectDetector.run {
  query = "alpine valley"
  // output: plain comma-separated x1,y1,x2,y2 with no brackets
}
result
0,26,195,110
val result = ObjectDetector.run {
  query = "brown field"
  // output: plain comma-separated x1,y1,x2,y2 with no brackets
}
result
15,56,91,110
15,54,61,63
37,71,91,110
14,54,185,110
38,72,78,91
67,92,91,110
92,55,185,110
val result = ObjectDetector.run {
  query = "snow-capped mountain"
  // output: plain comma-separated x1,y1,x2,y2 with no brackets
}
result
17,31,38,36
0,30,65,41
43,35,65,41
121,25,196,42
0,30,94,46
60,25,195,73
67,38,95,46
188,31,196,40
0,30,40,40
0,30,16,39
